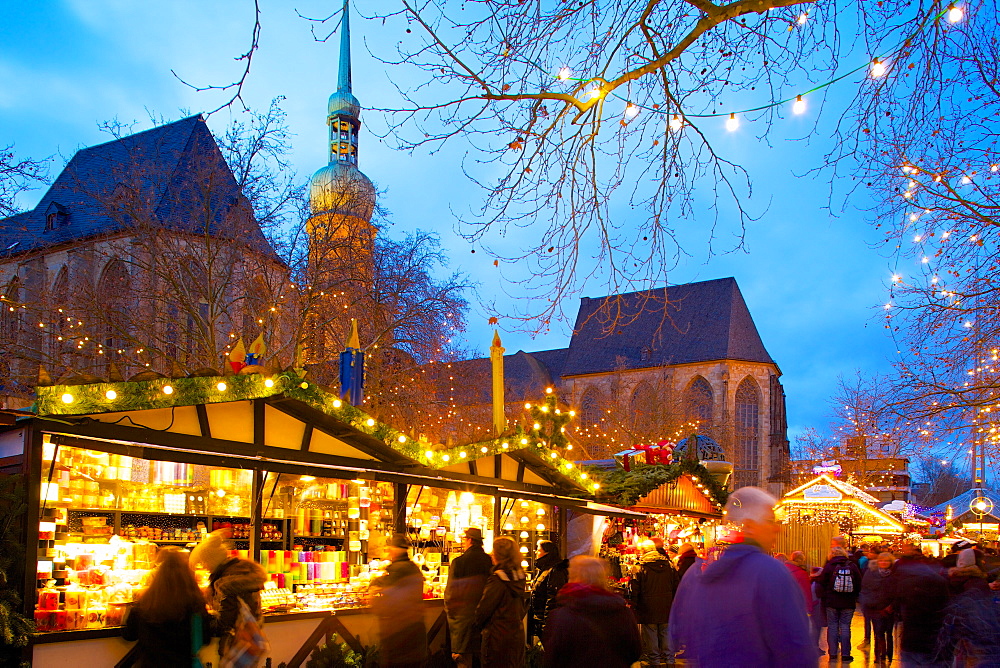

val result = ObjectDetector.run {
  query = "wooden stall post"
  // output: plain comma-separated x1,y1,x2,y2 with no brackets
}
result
250,468,264,560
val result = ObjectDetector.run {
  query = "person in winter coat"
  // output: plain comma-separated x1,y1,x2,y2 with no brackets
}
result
370,534,428,668
676,543,697,579
630,543,680,667
472,536,528,668
785,551,814,611
445,527,493,668
543,556,641,668
889,548,950,666
859,552,895,665
122,548,212,668
946,548,990,597
528,540,567,643
816,546,863,661
189,529,268,661
670,487,816,667
936,565,1000,666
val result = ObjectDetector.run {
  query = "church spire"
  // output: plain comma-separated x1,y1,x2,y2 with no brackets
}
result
338,0,352,95
307,0,375,222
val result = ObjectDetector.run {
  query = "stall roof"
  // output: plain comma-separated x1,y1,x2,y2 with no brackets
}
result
933,487,1000,523
21,371,591,497
628,475,723,519
778,474,905,533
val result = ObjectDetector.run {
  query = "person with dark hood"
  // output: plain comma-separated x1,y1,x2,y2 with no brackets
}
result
676,543,697,579
816,546,863,662
189,528,267,661
630,540,680,667
543,555,641,668
670,487,816,666
122,548,212,668
370,534,428,668
445,527,493,668
889,543,950,667
528,540,567,643
859,552,896,665
472,536,528,668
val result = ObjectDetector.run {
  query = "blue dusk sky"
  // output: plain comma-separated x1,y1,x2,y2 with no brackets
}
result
0,1,906,440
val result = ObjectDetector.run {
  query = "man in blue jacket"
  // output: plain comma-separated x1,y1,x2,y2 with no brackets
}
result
670,487,816,667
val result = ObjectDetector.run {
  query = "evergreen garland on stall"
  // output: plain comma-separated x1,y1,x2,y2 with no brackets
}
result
596,459,728,509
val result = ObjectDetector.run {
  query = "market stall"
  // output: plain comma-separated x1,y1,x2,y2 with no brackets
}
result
775,474,906,566
0,370,595,667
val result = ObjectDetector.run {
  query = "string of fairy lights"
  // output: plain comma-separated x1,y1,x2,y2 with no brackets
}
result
527,5,965,131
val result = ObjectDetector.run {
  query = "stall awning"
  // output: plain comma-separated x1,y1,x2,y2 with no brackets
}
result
581,501,647,520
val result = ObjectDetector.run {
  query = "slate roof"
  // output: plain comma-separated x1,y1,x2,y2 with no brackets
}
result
560,277,774,376
0,116,277,261
431,348,568,405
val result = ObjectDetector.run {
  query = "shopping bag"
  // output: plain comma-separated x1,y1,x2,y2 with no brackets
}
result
220,598,270,668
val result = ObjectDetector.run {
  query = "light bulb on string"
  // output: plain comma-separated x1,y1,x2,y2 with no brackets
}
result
792,95,806,115
947,5,963,22
668,114,684,132
557,67,572,81
624,103,639,120
870,58,887,77
725,113,739,131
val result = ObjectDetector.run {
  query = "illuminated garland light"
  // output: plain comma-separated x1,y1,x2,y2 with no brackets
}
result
34,371,597,492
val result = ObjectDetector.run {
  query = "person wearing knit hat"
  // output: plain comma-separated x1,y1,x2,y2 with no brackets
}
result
947,548,989,597
189,529,231,573
191,529,267,661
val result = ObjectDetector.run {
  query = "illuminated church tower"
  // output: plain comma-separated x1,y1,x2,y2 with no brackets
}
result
304,0,377,364
308,0,377,251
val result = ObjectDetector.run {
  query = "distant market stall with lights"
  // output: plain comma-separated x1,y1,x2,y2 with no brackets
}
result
775,474,907,565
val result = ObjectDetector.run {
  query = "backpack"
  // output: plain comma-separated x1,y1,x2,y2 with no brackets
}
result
832,565,855,594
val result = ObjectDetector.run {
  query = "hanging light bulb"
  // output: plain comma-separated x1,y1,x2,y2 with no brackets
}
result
624,103,640,119
792,95,806,115
797,11,808,24
947,4,963,22
669,114,684,132
870,58,887,77
557,67,572,80
725,113,739,131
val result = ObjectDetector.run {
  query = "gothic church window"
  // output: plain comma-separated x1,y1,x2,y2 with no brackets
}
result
684,376,714,424
97,260,131,372
579,387,604,431
1,277,20,345
630,381,656,430
735,376,761,487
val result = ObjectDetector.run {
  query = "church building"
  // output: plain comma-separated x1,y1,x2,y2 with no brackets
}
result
432,278,791,494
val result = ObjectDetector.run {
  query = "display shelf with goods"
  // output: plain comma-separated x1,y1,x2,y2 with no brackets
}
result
497,497,557,572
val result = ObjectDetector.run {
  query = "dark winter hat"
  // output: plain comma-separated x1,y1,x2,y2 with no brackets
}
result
464,527,484,542
387,534,412,549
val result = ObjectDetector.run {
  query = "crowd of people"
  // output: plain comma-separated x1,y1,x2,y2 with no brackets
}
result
121,497,1000,668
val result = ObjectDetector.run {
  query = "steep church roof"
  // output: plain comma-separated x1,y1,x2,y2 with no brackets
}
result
430,348,567,405
0,115,276,260
561,277,775,376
